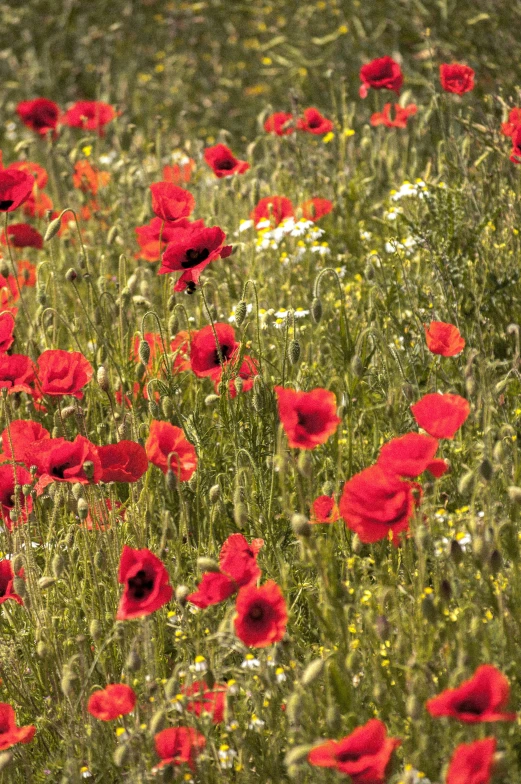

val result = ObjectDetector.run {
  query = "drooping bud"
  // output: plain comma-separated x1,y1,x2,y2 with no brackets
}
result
97,366,109,392
138,339,151,366
197,557,220,573
65,267,78,283
297,450,313,478
209,484,220,504
288,339,301,365
175,585,190,606
44,216,63,242
234,300,248,327
291,513,311,538
311,297,322,324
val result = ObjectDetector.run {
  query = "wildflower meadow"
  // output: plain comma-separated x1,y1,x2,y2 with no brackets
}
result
3,1,521,782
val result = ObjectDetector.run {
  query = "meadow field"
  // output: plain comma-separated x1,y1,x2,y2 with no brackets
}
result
1,1,521,782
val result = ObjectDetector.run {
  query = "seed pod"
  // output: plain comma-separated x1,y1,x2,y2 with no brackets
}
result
209,484,220,504
175,585,190,606
77,497,89,521
83,461,95,481
204,393,220,407
291,513,311,538
97,366,109,392
301,659,324,686
479,459,493,482
458,470,474,495
61,670,77,697
89,619,103,641
72,482,84,499
311,297,322,324
125,648,141,672
288,339,301,365
65,267,78,283
297,450,313,478
493,440,506,463
44,216,63,241
197,557,220,573
234,300,248,327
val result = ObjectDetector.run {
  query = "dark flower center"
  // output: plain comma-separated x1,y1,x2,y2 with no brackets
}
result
0,200,14,211
212,343,233,366
309,118,320,128
51,463,71,479
249,604,264,621
455,698,484,715
128,569,155,601
337,750,362,763
216,158,234,170
296,410,323,434
182,248,210,269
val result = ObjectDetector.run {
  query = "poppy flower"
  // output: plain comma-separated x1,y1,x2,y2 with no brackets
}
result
0,703,35,750
300,198,333,222
0,419,50,461
440,64,475,95
61,100,116,134
0,170,35,212
251,195,294,228
446,738,496,784
216,355,259,398
264,112,295,136
145,420,197,481
189,323,239,380
135,217,204,262
501,107,521,138
425,321,465,356
0,353,35,395
154,726,206,770
0,311,15,353
297,107,334,135
163,158,195,185
36,349,93,399
22,189,53,219
359,56,403,98
370,103,417,128
72,160,110,195
187,572,238,608
510,125,521,164
87,684,136,721
411,393,470,439
0,464,33,531
17,260,36,288
203,144,250,178
0,560,25,606
7,161,48,190
150,182,195,222
183,681,227,724
275,386,341,450
0,274,19,310
426,458,449,478
376,433,439,478
308,718,401,783
188,533,263,608
116,545,173,620
310,495,340,524
339,464,415,544
234,580,288,648
28,435,102,488
426,664,516,723
1,224,43,250
16,98,60,136
160,225,232,292
97,441,148,483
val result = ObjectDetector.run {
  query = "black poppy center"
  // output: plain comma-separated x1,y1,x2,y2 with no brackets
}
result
217,159,234,170
181,248,210,269
128,569,155,601
212,343,233,366
0,200,14,211
309,119,321,128
249,604,264,621
455,698,484,715
51,463,71,479
337,750,362,763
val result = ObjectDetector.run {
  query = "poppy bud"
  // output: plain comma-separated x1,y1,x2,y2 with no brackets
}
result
12,554,24,573
135,362,146,380
209,484,220,504
65,267,78,283
148,399,160,417
439,579,452,603
489,549,502,573
97,366,109,392
0,260,9,278
13,576,26,598
44,216,63,242
77,497,88,520
107,225,118,245
197,557,220,573
472,535,488,562
0,752,12,772
508,485,521,504
37,641,50,658
125,648,141,671
165,469,176,492
479,458,493,482
61,669,77,696
364,260,375,281
175,585,190,606
60,405,76,419
297,450,313,478
311,297,322,323
325,705,341,733
138,338,151,366
414,524,430,550
351,534,363,554
421,594,437,623
149,710,166,735
89,619,103,641
205,394,219,406
72,482,84,499
301,659,324,686
458,470,474,495
406,694,422,720
288,339,301,365
493,440,506,463
234,300,248,327
291,513,311,537
234,501,248,528
285,745,315,767
113,743,130,768
161,397,173,419
38,576,56,590
37,286,48,306
350,355,364,378
465,376,476,396
286,692,302,725
164,676,178,700
375,615,390,641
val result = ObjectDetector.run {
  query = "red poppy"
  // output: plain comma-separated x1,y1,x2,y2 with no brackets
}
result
187,572,237,609
426,458,449,478
0,703,35,750
160,224,232,292
440,64,475,95
359,57,403,98
188,533,263,608
370,103,417,128
98,441,148,483
72,160,110,195
189,323,239,379
150,182,195,222
424,322,465,356
308,718,401,783
36,349,93,399
426,664,516,723
1,224,43,250
204,144,250,178
28,435,102,488
0,419,50,461
300,198,333,222
339,464,415,544
87,684,136,721
17,260,36,288
446,738,496,784
154,726,206,770
275,386,341,450
183,681,227,724
0,464,33,531
0,274,19,310
264,112,295,136
310,495,340,524
251,195,294,227
0,560,25,606
376,433,439,478
135,217,204,262
22,189,53,219
0,354,35,395
163,159,195,185
16,98,60,136
297,107,334,135
411,393,470,439
234,580,288,648
62,100,116,134
501,107,521,138
171,330,191,373
0,311,15,353
0,170,35,212
215,355,259,398
117,545,172,620
145,420,197,481
510,125,521,164
7,161,48,190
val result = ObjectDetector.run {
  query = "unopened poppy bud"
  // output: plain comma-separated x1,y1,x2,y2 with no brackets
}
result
458,470,474,495
125,648,141,671
479,458,493,482
89,619,103,641
175,585,190,605
234,501,248,528
72,482,84,499
13,576,26,598
51,553,66,578
167,294,176,312
439,579,452,603
234,300,248,327
197,557,220,573
291,513,311,537
288,339,301,365
149,709,166,735
161,397,173,419
77,497,89,520
138,338,151,366
414,524,430,550
0,259,9,278
351,534,363,554
301,659,324,686
286,692,302,725
209,484,220,504
107,225,118,245
44,216,63,241
165,676,178,700
421,594,437,623
364,260,375,280
12,554,24,573
350,355,364,378
372,682,383,701
61,670,77,696
375,615,390,641
449,539,463,565
148,399,160,417
472,535,487,562
37,641,50,658
127,273,137,293
38,576,56,590
61,405,76,420
401,382,415,402
493,440,506,463
325,705,341,732
135,362,146,381
65,267,78,283
489,549,502,573
205,393,219,406
37,286,48,306
406,694,422,720
465,376,476,396
165,469,176,492
297,450,313,478
311,297,322,323
113,743,130,768
97,366,109,392
508,485,521,504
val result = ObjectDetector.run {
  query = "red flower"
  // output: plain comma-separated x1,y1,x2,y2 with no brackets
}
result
28,435,102,488
189,323,239,379
501,107,521,138
0,170,35,212
150,182,195,222
311,495,340,524
0,559,25,606
0,354,35,395
36,349,93,399
1,223,43,249
440,63,475,95
72,160,110,195
297,107,334,135
0,464,33,531
117,545,172,620
62,101,116,134
204,144,250,178
275,386,341,450
98,441,148,483
234,580,288,648
446,738,496,784
187,572,237,608
425,458,448,478
0,419,50,461
17,260,37,288
7,161,48,190
135,217,204,262
424,322,465,357
22,190,53,219
411,393,470,439
0,703,35,750
264,112,295,136
183,681,227,724
154,726,206,770
87,684,136,721
145,420,197,481
426,664,516,723
376,433,439,478
370,103,417,128
251,195,294,227
0,312,15,353
339,464,415,544
163,159,195,185
215,355,258,398
510,125,521,164
359,57,403,98
301,198,333,222
16,98,60,136
160,224,232,292
308,718,401,783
